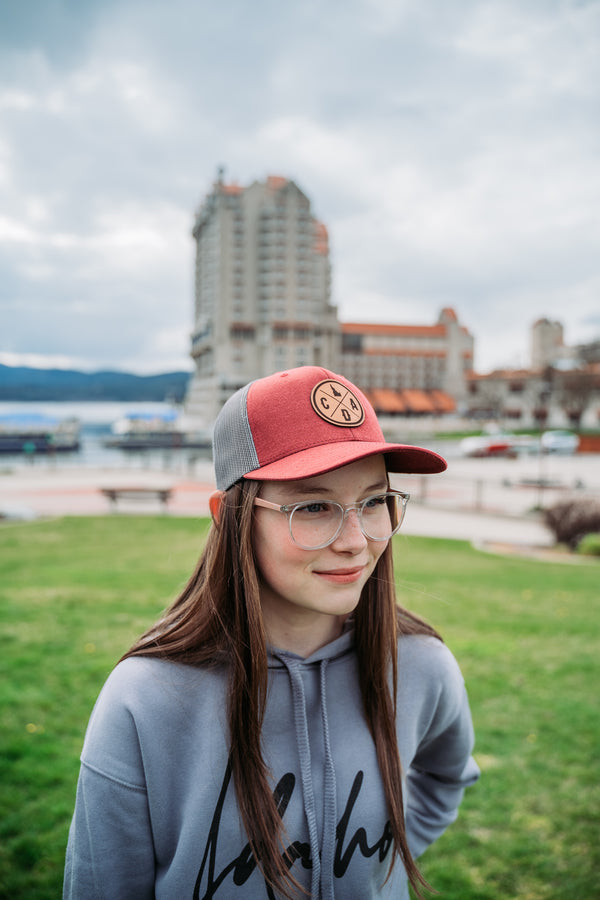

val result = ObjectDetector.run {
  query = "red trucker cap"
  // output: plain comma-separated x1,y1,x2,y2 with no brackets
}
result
212,366,447,491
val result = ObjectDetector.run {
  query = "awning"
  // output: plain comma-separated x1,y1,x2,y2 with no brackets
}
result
365,388,457,415
429,390,457,413
400,389,438,413
366,389,406,413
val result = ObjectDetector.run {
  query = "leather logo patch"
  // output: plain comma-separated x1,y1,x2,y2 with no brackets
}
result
310,380,365,427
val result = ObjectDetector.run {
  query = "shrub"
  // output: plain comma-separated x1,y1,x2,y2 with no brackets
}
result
577,533,600,557
544,499,600,549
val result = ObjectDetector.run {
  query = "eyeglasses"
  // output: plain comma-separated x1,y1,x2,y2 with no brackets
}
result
253,490,410,550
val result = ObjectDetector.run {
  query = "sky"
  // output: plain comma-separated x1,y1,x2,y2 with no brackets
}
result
1,0,599,375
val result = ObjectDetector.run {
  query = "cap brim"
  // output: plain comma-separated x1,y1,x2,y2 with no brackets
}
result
243,440,446,482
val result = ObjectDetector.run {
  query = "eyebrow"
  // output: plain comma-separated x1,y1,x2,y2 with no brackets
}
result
278,479,389,499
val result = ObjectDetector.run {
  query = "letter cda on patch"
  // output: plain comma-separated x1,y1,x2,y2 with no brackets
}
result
310,380,365,427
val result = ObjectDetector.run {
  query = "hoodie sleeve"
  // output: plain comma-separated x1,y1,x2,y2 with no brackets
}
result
63,766,155,899
400,638,480,860
63,663,156,899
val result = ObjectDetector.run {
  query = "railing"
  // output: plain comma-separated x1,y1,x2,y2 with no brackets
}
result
390,453,600,517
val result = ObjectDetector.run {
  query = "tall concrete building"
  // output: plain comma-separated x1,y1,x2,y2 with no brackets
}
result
184,172,339,424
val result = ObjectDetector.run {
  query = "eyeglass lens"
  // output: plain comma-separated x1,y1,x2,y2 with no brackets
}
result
289,493,403,549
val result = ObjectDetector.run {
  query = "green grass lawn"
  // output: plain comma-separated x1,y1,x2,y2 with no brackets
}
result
0,517,598,899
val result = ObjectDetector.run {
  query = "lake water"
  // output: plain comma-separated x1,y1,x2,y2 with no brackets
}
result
0,401,213,473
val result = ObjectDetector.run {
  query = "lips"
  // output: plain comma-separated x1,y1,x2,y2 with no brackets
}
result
313,566,366,584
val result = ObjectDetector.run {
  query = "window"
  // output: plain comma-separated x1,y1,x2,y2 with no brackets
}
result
342,333,362,354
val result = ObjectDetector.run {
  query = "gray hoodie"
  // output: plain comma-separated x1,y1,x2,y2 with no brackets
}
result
64,631,479,899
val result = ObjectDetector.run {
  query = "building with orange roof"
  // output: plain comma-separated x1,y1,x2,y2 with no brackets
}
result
340,307,474,410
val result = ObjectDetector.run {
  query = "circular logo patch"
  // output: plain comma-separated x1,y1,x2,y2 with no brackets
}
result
310,380,365,427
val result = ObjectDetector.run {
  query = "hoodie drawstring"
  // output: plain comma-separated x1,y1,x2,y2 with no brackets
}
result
283,657,337,900
319,659,336,900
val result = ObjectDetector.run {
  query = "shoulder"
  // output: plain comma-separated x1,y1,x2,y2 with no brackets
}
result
81,657,228,785
397,633,463,683
86,657,227,744
79,658,171,787
99,655,197,697
93,656,226,719
100,656,224,706
396,634,468,729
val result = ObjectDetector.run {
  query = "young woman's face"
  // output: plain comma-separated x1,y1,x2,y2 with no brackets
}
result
252,455,389,656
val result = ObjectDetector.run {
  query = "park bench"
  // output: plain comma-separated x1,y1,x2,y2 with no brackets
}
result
100,487,173,512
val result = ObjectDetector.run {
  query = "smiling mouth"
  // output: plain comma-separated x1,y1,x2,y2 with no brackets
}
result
313,566,366,583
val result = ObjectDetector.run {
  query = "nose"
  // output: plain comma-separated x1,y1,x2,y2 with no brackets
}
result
331,507,367,552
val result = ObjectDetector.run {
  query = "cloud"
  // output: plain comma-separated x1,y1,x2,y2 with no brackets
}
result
0,0,598,375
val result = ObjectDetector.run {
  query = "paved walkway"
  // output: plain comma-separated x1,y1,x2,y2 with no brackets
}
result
399,503,553,546
3,452,600,555
0,467,215,519
0,462,566,548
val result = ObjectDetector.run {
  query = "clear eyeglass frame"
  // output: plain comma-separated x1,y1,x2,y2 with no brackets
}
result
253,489,410,550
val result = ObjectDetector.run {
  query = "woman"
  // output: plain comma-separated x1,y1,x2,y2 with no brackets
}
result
64,366,479,899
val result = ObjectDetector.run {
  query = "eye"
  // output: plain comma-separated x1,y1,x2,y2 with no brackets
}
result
294,501,334,516
363,493,388,509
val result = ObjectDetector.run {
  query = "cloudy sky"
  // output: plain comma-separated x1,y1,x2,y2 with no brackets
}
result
1,0,599,375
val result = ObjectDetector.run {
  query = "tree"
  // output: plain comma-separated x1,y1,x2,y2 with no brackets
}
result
554,366,600,428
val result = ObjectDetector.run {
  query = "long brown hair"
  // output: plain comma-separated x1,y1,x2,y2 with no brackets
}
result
122,479,439,898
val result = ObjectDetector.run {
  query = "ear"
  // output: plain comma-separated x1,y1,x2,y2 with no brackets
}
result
209,490,226,524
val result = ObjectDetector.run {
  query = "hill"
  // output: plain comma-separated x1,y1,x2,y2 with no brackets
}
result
0,365,192,402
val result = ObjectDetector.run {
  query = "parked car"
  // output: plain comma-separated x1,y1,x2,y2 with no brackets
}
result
459,433,518,458
540,430,579,455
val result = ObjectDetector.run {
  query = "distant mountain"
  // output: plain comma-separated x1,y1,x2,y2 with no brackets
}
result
0,365,192,402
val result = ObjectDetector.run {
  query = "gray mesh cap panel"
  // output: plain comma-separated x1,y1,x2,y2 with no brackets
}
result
213,383,260,490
